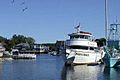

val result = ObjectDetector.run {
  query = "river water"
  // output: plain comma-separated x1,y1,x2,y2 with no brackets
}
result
0,54,120,80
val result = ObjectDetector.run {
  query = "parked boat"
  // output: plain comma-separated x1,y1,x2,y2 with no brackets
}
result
103,46,120,67
103,22,120,67
11,49,36,59
65,25,104,65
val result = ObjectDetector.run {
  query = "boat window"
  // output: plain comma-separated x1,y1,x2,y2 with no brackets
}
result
75,35,79,38
70,35,91,39
70,35,79,39
70,36,74,39
79,35,85,38
84,36,90,39
13,51,19,55
90,47,94,50
70,46,88,50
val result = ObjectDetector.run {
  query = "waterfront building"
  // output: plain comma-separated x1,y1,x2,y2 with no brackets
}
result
33,44,49,53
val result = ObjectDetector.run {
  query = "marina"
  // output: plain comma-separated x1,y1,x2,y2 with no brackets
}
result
0,54,120,80
0,0,120,80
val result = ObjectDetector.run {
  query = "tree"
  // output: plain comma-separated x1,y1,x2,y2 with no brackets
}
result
25,37,35,44
0,36,7,42
11,34,35,45
0,34,35,51
95,38,106,47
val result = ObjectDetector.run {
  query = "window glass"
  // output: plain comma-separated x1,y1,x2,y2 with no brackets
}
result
75,35,79,38
79,35,85,38
70,46,88,50
90,47,94,50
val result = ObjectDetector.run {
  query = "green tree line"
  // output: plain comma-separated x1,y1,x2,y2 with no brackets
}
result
95,38,106,47
0,34,35,51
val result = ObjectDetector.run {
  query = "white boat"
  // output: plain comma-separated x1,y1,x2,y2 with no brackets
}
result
0,43,5,57
65,25,104,64
11,49,36,59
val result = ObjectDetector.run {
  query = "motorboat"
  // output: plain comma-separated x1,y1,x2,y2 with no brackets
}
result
65,25,104,65
11,49,36,59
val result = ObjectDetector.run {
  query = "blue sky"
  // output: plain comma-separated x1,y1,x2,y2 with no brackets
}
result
0,0,120,43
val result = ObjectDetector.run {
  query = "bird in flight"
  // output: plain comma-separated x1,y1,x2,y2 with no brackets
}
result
11,0,28,12
22,7,28,12
11,0,15,4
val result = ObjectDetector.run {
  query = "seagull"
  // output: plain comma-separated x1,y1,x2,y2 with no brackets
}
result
22,7,28,12
11,0,15,4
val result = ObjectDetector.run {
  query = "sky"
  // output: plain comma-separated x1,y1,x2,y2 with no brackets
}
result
0,0,120,43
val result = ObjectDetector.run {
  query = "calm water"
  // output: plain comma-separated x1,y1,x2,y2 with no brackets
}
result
0,54,120,80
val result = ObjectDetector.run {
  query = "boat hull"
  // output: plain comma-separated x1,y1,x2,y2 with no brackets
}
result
73,52,101,64
66,49,102,65
103,57,120,67
102,51,120,67
12,54,36,59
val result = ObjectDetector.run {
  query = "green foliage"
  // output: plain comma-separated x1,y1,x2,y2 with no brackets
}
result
95,38,106,47
26,37,35,44
0,36,7,42
0,34,35,51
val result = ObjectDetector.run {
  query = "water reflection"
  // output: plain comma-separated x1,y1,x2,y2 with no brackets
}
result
103,67,120,80
0,54,65,80
0,62,3,80
62,65,120,80
1,54,120,80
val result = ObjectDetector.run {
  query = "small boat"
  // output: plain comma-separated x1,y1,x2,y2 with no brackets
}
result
11,49,36,59
103,47,120,67
65,25,105,65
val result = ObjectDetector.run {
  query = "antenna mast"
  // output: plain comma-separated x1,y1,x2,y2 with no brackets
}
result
75,23,80,33
105,0,108,46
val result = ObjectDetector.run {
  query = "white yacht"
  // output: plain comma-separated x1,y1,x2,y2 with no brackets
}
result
11,49,36,59
65,25,104,64
0,43,5,57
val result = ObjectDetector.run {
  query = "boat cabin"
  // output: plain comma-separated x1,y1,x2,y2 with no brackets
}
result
68,31,93,40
